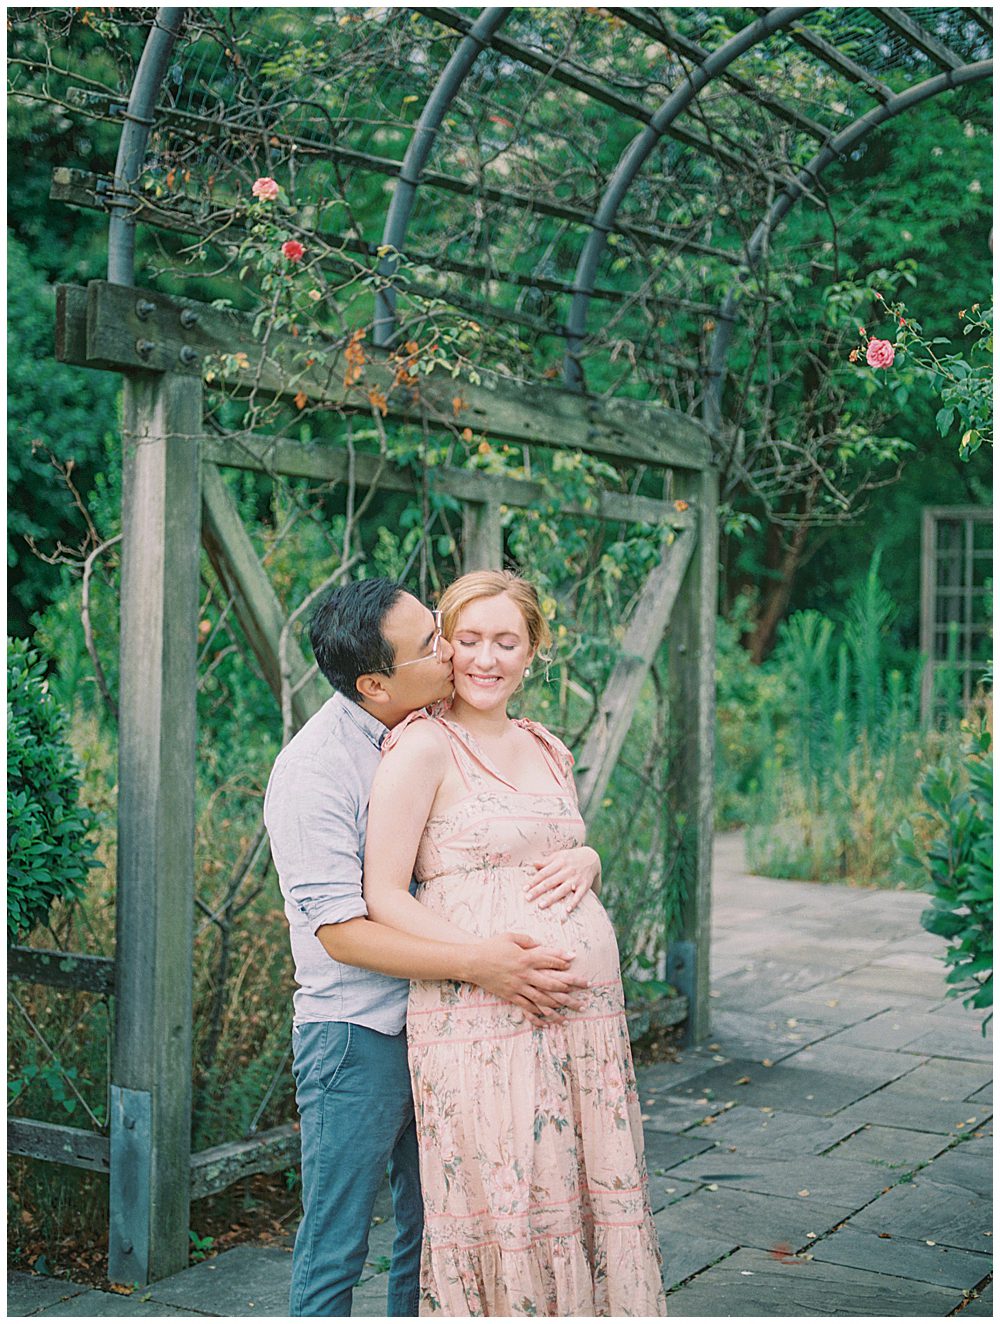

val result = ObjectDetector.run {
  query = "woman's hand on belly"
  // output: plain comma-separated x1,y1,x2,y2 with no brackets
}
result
525,845,602,912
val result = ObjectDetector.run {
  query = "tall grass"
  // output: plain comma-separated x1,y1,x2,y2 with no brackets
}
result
717,554,967,886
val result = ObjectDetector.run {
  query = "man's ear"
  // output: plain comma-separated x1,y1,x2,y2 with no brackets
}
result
355,672,392,705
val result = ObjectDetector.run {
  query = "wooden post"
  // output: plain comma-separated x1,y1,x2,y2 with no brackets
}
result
919,506,935,722
110,372,202,1285
463,500,503,571
666,468,718,1045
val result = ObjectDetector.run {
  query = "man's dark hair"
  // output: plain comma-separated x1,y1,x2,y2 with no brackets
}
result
309,579,405,701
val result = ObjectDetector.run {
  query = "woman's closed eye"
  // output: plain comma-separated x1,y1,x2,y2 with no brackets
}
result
457,638,515,650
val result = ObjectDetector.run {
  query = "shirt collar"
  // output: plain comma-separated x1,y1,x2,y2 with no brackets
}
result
337,691,388,751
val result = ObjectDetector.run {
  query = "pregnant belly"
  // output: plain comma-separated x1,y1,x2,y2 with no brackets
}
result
408,870,623,1036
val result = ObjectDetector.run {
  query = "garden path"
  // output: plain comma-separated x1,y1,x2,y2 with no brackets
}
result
8,832,992,1318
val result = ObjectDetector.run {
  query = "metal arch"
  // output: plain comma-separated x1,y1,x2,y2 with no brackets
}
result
562,7,813,391
373,7,508,348
108,7,186,286
703,58,993,436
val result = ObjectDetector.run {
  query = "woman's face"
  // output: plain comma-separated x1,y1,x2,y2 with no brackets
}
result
449,592,533,714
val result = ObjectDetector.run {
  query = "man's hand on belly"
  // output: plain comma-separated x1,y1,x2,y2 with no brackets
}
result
463,932,587,1027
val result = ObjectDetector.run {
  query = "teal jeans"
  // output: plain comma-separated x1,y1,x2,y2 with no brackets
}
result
289,1021,423,1317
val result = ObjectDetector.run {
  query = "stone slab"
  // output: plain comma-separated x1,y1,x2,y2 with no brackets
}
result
647,1174,702,1214
668,1151,902,1207
32,1293,195,1318
642,1130,716,1171
921,1140,993,1198
822,1009,953,1051
849,1175,992,1252
808,1225,993,1291
664,1245,964,1316
832,1091,992,1137
148,1245,292,1316
829,965,949,1000
883,1057,994,1103
6,1273,90,1317
831,969,948,995
961,1279,993,1316
899,1024,993,1062
682,1105,858,1156
966,1080,992,1105
654,1185,854,1252
699,1010,832,1063
821,1122,950,1169
642,1096,737,1134
868,950,952,974
659,1231,739,1291
660,1057,892,1118
758,987,902,1024
711,963,846,1012
776,1042,924,1084
636,1054,731,1090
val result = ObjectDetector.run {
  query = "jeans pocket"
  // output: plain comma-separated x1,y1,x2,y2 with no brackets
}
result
319,1021,353,1095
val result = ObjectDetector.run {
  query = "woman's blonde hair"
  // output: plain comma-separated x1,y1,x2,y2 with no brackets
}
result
438,571,553,658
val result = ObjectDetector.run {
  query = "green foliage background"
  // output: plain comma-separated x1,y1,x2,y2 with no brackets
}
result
5,5,992,1270
7,638,100,942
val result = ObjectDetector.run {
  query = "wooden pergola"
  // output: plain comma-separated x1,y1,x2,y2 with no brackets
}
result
7,5,992,1286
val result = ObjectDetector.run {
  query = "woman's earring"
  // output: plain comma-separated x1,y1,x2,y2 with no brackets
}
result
523,666,531,678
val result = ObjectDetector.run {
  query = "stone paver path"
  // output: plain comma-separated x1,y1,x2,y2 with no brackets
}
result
9,833,992,1317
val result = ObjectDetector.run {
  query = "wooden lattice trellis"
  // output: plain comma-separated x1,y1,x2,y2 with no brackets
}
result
6,4,992,1288
920,505,993,720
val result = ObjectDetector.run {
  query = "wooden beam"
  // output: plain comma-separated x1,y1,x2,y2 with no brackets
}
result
8,1118,110,1173
462,502,504,571
190,1122,301,1202
415,6,762,175
201,433,696,531
617,8,835,144
201,462,328,730
788,23,892,103
666,467,718,1046
873,8,966,71
576,528,695,821
52,148,749,271
110,371,201,1285
51,164,730,317
8,945,115,996
56,281,712,472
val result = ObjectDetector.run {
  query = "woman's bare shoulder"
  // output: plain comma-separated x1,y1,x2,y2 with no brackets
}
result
380,709,451,764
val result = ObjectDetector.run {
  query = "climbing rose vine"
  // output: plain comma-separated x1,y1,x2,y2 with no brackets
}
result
251,175,279,201
865,338,895,369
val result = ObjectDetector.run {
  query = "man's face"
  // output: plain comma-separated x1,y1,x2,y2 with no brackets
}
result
378,592,455,717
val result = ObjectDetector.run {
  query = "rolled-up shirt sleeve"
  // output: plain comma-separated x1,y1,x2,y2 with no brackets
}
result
264,755,368,932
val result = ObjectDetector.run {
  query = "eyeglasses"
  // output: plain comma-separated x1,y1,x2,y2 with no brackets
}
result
391,610,444,670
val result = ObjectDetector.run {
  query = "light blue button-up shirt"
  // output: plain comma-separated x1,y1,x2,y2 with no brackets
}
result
263,691,409,1033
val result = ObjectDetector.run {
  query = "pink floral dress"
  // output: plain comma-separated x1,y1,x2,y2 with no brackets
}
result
381,710,666,1318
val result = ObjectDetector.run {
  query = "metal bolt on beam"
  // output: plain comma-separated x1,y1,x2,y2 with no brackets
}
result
135,299,156,320
135,339,155,359
178,345,200,367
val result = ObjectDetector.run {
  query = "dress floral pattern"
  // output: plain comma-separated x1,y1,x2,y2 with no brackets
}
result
382,710,666,1317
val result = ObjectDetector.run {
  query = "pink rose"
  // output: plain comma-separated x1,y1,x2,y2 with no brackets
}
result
865,338,895,370
251,176,279,202
281,239,305,263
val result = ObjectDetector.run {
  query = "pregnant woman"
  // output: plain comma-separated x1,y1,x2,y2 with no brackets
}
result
363,570,665,1317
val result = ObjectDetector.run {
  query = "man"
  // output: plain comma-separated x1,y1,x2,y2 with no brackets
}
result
264,578,586,1317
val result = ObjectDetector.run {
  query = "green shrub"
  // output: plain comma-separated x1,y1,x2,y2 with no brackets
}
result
7,638,100,942
723,553,967,886
897,725,993,1028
